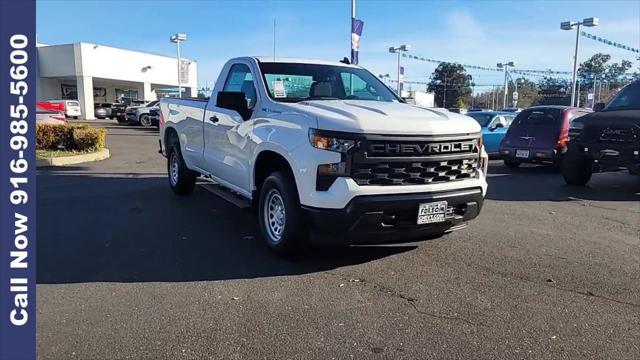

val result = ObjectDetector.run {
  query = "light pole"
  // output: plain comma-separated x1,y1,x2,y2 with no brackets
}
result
497,61,514,109
389,44,411,96
442,74,447,108
170,33,187,98
561,17,599,106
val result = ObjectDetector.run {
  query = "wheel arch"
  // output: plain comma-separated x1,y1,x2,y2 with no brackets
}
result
252,150,296,204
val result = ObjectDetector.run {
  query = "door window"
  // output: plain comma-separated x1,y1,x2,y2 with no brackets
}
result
223,64,257,109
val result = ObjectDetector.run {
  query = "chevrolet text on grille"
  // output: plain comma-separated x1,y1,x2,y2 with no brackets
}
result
368,141,476,155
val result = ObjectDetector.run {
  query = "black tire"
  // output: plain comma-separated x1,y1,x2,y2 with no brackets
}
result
504,159,521,168
117,116,127,123
562,149,592,186
73,116,78,119
139,114,152,127
167,141,197,195
258,171,307,255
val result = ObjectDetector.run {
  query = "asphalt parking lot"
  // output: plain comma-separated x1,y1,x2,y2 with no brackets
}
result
37,121,639,360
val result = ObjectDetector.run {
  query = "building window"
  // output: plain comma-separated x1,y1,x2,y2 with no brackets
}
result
115,89,139,102
61,84,78,100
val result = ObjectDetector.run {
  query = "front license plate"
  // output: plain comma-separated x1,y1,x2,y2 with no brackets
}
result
417,201,448,225
516,149,529,158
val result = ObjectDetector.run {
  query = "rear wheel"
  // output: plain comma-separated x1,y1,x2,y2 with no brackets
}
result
167,141,197,195
117,116,127,123
504,159,521,168
258,172,307,255
140,114,152,127
562,148,592,186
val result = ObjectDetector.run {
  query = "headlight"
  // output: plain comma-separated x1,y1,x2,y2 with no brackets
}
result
309,129,356,153
568,121,584,140
569,121,584,131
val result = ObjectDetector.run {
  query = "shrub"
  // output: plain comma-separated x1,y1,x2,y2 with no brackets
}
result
36,124,106,152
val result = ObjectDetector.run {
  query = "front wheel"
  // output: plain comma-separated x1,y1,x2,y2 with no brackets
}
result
258,172,307,255
140,114,152,127
562,149,593,186
167,142,197,195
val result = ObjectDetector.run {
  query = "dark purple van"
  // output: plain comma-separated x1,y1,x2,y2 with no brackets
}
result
499,106,591,168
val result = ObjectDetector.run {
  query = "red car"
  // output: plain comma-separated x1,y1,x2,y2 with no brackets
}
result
37,101,65,113
499,106,592,168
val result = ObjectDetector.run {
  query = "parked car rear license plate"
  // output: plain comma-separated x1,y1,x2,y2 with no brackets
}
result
516,150,530,158
417,201,448,225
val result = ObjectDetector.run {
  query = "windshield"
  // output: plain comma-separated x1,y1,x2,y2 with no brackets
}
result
605,83,640,110
467,113,495,127
259,62,400,103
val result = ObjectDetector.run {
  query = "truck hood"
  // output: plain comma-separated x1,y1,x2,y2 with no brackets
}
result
285,100,481,135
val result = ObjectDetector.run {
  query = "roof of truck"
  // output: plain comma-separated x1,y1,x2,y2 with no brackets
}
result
252,56,359,68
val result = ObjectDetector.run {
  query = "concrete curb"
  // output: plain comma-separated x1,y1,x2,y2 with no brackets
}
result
36,148,110,167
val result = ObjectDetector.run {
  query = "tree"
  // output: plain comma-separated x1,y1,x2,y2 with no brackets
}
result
578,53,633,89
427,63,473,108
510,77,539,108
536,76,571,105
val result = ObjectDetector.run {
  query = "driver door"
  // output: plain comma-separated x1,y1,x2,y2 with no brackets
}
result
203,62,257,193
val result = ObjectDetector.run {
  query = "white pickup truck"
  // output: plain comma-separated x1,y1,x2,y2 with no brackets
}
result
159,57,488,254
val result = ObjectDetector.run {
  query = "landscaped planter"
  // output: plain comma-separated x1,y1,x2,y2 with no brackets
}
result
36,148,110,167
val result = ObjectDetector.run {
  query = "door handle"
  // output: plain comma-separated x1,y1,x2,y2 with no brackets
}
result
209,115,219,123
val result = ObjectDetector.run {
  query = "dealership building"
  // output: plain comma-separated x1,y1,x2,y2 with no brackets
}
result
36,42,198,119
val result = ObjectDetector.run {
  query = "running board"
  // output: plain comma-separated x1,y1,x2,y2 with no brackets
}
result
200,183,252,209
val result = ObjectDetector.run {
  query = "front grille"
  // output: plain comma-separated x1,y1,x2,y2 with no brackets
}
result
585,125,639,144
353,159,478,185
349,134,480,186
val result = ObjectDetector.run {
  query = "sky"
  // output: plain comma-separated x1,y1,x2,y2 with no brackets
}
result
36,0,640,92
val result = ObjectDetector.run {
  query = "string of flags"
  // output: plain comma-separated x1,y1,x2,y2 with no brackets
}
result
401,53,572,78
581,31,640,54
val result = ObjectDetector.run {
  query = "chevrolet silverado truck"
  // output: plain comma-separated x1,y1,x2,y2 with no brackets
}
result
563,80,640,186
158,57,488,254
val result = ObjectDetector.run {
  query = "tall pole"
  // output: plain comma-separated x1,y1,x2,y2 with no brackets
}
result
350,0,355,94
176,40,182,98
570,23,581,107
513,79,518,107
502,65,508,109
443,75,447,108
397,50,401,95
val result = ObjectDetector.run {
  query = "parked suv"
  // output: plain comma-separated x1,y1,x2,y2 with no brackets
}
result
499,106,591,168
562,80,640,185
126,100,159,127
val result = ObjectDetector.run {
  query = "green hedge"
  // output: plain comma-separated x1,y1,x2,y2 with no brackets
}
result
36,124,107,152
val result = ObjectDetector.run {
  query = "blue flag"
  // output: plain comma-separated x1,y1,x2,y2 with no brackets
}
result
351,18,364,64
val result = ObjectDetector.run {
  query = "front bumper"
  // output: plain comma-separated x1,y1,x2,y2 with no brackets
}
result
303,187,484,245
574,143,640,173
126,113,138,123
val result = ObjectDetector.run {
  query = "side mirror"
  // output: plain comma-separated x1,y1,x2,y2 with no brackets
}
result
593,102,606,112
489,122,504,131
216,91,248,111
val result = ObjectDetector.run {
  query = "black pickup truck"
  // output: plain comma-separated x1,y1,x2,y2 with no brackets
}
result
562,80,640,185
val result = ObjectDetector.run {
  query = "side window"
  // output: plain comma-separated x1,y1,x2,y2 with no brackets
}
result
504,115,515,126
223,64,257,109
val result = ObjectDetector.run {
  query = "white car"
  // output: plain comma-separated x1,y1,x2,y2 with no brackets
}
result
46,99,82,119
159,57,488,254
